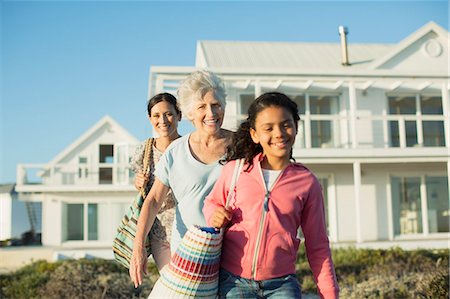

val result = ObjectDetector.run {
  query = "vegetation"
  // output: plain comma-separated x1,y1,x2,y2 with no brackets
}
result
296,246,449,298
0,247,448,298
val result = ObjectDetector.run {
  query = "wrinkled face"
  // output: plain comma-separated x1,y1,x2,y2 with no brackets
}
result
149,101,180,138
190,90,225,135
250,106,296,163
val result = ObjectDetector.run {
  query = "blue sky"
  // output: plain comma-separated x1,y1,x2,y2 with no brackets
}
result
0,0,448,183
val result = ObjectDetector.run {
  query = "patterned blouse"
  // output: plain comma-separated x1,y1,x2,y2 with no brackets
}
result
130,139,176,242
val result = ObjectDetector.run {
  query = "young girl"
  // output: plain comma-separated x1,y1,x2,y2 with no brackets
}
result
203,92,339,298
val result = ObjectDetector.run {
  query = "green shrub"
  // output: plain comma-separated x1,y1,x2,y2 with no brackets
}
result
0,260,59,299
1,248,448,298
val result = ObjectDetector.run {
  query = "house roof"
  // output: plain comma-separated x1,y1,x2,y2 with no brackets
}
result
48,115,139,165
196,21,448,73
197,40,393,70
0,184,15,194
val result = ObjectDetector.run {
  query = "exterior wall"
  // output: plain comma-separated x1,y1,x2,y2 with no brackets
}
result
355,88,388,148
42,199,62,246
379,33,448,72
40,124,137,186
0,193,31,241
0,193,12,240
42,193,131,247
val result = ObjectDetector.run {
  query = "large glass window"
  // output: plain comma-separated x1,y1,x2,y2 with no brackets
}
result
88,204,98,240
426,177,450,233
391,175,449,236
391,177,422,235
388,95,445,147
64,203,100,241
66,204,84,241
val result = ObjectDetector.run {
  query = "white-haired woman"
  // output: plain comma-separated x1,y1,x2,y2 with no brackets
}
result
129,70,233,288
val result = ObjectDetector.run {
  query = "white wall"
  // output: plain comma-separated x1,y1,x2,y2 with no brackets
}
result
0,193,12,240
0,193,31,240
42,198,62,246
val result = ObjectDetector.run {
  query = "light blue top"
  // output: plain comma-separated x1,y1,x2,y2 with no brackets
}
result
154,134,224,252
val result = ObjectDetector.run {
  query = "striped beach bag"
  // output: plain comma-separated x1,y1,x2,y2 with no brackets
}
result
112,138,154,268
149,159,244,298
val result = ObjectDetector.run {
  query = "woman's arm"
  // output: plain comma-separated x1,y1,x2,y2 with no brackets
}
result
129,178,169,288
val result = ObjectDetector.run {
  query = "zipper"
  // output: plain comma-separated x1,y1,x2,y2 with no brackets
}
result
251,164,285,279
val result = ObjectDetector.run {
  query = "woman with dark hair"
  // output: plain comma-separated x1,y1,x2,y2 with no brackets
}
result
129,92,181,271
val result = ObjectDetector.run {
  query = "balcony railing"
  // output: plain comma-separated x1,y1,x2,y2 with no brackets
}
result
237,113,447,149
17,114,447,188
16,163,135,187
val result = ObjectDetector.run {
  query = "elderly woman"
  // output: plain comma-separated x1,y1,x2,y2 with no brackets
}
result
129,70,233,288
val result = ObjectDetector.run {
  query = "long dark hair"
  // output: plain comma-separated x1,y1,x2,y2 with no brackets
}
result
147,92,182,117
223,92,300,170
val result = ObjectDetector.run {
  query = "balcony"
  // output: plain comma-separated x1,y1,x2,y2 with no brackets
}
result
16,163,136,193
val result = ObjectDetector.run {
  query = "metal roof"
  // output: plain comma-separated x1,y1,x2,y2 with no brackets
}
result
0,184,15,194
197,41,394,70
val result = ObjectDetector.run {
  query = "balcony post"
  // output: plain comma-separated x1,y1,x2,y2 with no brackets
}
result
441,83,450,147
353,161,362,243
399,117,407,148
254,80,261,98
348,81,357,148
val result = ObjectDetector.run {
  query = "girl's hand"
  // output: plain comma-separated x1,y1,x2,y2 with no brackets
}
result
211,206,232,228
129,243,148,288
134,172,149,190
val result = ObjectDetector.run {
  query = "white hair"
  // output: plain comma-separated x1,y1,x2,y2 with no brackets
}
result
177,70,227,120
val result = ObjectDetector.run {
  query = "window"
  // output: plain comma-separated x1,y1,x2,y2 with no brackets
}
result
391,175,449,236
99,145,114,163
99,144,113,184
78,157,88,179
99,168,113,184
422,96,445,147
292,95,306,115
310,95,339,148
391,177,422,234
66,204,84,240
426,177,450,233
388,95,445,147
239,94,255,115
64,203,101,241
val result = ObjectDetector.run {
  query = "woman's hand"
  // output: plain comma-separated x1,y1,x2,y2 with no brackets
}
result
129,242,148,288
211,206,232,228
134,172,149,191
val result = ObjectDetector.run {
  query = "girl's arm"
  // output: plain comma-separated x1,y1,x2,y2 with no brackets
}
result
129,178,169,287
301,179,339,299
203,161,235,227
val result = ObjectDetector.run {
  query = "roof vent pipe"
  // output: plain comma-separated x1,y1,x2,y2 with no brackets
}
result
339,26,351,66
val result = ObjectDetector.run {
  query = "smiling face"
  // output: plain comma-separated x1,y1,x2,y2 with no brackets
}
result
189,90,225,135
149,100,181,139
250,105,297,169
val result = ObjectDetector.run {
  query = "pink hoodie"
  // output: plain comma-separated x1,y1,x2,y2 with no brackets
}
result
203,153,339,299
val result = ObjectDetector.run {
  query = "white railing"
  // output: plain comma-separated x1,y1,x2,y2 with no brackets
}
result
236,113,447,150
16,163,135,187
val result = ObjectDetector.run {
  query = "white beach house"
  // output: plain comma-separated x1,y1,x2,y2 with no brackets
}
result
15,116,139,259
148,21,449,249
14,22,449,258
